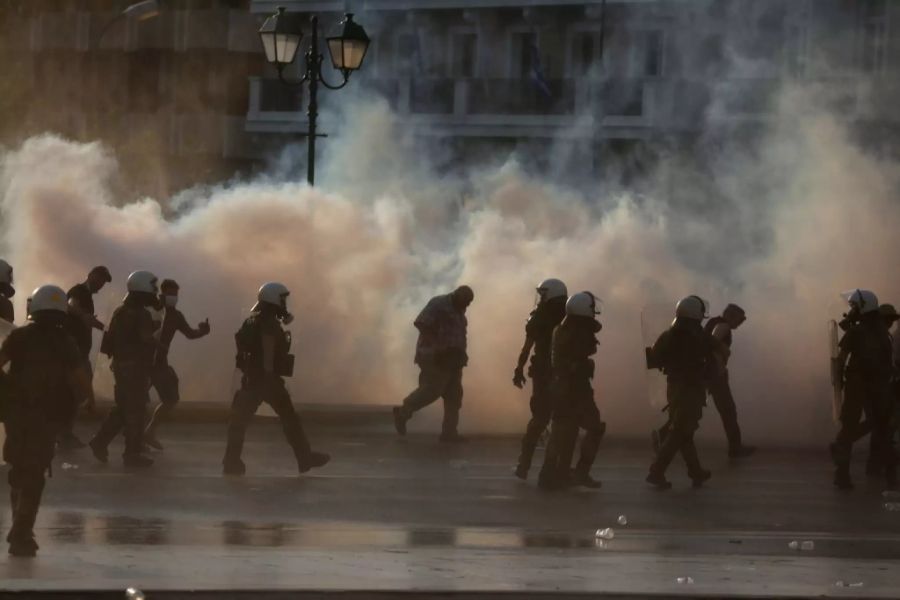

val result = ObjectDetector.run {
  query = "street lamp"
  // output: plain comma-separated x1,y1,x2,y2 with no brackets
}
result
259,8,370,186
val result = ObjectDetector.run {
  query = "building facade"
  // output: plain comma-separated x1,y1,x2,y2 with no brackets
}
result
0,0,261,198
248,0,900,179
1,1,897,194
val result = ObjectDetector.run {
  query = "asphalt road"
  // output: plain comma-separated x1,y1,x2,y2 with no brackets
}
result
0,421,898,598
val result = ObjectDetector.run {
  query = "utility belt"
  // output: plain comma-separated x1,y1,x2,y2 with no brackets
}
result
236,352,295,378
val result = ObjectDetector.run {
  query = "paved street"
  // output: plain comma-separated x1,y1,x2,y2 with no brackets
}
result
0,421,898,598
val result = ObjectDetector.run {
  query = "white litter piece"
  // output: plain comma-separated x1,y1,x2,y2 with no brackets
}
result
594,528,615,540
617,515,628,526
61,463,79,471
125,588,145,600
676,577,694,585
788,540,800,550
800,540,815,551
884,502,900,512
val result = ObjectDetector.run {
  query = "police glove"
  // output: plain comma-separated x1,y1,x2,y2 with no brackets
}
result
513,367,527,389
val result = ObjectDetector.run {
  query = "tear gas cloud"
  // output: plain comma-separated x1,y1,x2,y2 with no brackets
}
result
1,80,898,446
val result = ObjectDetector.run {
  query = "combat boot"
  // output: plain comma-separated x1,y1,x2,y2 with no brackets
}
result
572,470,602,489
515,444,536,480
298,451,330,473
646,470,672,490
728,446,756,459
222,458,246,476
88,437,109,464
690,468,712,488
392,406,408,436
834,468,854,490
8,536,38,558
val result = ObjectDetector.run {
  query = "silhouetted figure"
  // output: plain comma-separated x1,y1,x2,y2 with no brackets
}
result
89,271,159,468
222,282,329,476
537,291,605,490
143,278,210,450
646,296,721,490
1,285,90,557
0,259,15,324
831,289,896,490
393,286,474,442
513,278,568,480
58,265,111,451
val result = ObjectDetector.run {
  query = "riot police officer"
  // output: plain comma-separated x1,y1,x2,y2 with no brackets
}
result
223,282,329,476
646,296,721,490
89,271,160,468
0,285,90,556
0,259,15,324
513,278,568,480
537,291,606,491
831,290,896,489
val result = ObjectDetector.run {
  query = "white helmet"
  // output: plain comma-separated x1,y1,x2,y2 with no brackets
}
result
844,289,879,314
537,278,567,302
126,270,159,294
29,284,68,315
255,282,290,311
675,295,709,321
0,259,12,285
566,291,601,318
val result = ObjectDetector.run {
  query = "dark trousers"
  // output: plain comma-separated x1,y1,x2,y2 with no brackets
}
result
400,362,464,436
539,378,604,485
223,375,311,466
92,366,151,457
4,414,57,546
150,364,180,407
58,356,92,441
650,381,705,478
708,370,743,450
517,372,553,470
833,374,896,477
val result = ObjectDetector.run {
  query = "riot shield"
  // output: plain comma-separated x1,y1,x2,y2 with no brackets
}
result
828,319,842,424
641,302,672,410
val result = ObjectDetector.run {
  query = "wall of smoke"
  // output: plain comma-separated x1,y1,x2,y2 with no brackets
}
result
1,5,899,446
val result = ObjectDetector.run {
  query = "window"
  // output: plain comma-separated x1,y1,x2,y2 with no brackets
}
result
452,33,477,78
513,32,538,79
644,31,663,77
860,0,888,74
571,32,596,76
785,23,808,77
395,33,421,76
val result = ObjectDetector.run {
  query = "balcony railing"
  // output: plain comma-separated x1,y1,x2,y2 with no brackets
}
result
247,75,658,135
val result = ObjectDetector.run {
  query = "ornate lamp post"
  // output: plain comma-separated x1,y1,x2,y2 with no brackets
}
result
259,8,370,186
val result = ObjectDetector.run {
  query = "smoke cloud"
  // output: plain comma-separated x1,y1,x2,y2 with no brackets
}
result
1,78,898,446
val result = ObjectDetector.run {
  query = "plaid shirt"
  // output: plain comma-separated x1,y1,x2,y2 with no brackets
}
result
414,294,467,364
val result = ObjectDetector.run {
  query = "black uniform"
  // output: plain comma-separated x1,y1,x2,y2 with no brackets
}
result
90,295,156,461
1,318,81,555
647,318,718,485
833,312,896,487
55,283,97,447
0,295,13,324
703,316,745,452
223,308,323,474
515,297,566,475
538,315,605,489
